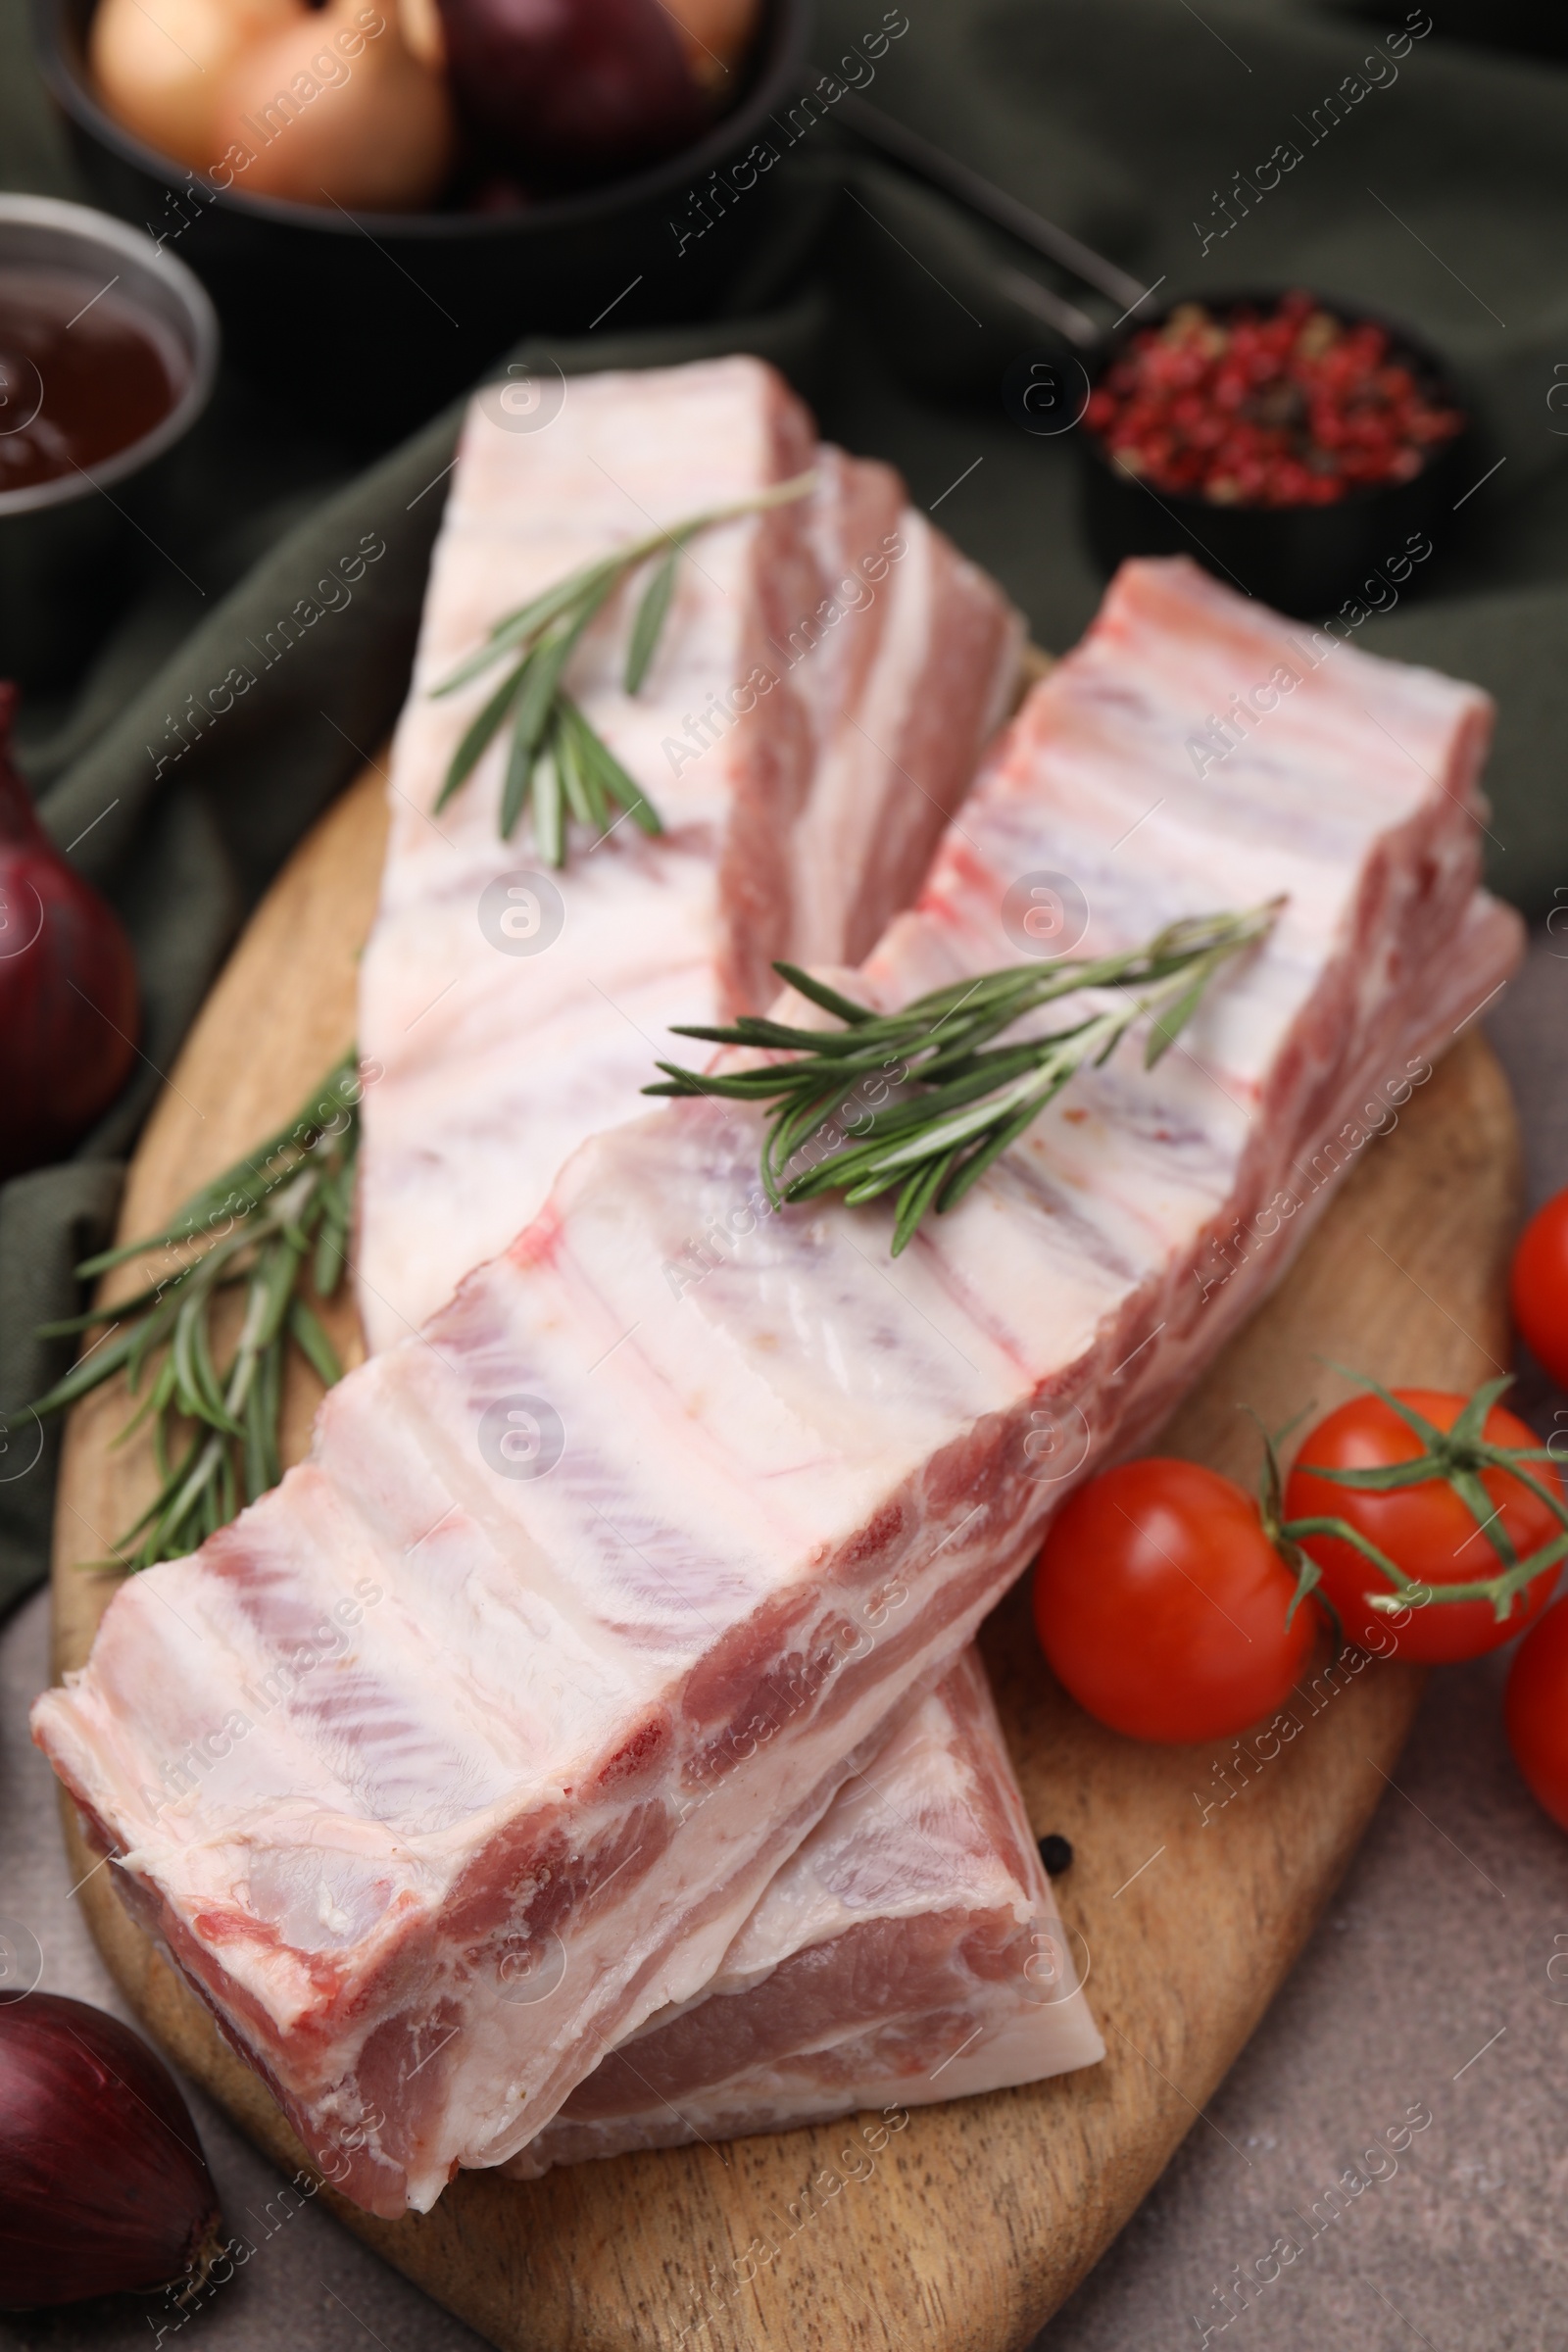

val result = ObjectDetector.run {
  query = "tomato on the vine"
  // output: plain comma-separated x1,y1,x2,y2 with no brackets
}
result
1284,1388,1562,1664
1032,1457,1315,1743
1511,1187,1568,1388
1505,1592,1568,1834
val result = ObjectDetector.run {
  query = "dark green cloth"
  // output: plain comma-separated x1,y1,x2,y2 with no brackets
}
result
3,0,1565,1609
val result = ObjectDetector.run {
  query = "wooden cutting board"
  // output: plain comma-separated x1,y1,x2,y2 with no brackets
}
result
50,765,1520,2352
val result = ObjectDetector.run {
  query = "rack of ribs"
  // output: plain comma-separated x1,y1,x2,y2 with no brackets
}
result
34,553,1520,2216
355,355,1022,1350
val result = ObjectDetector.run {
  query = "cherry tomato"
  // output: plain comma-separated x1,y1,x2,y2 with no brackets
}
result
1284,1389,1562,1664
1511,1187,1568,1388
1032,1458,1314,1744
1505,1592,1568,1833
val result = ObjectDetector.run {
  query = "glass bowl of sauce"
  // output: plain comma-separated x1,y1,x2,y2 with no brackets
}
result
0,194,218,685
0,265,192,498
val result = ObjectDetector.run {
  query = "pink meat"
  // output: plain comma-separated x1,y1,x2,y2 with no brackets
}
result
33,558,1522,2218
507,1648,1102,2175
356,359,1022,1350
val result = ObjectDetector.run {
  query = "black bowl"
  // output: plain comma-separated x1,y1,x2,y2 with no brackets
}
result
33,0,811,444
1074,290,1477,620
1361,0,1568,58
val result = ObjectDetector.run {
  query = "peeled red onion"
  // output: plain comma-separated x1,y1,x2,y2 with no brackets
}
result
0,1991,224,2309
0,682,139,1183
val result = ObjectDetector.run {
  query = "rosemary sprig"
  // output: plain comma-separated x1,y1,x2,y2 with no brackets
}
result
431,468,817,861
29,1055,363,1570
645,902,1280,1254
1273,1372,1568,1627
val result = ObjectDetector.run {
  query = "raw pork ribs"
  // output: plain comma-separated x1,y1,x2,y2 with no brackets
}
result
35,555,1521,2215
508,1649,1102,2175
354,355,1050,2164
356,357,1021,1348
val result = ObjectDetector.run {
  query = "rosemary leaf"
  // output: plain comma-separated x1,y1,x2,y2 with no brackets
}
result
566,702,662,838
257,1231,309,1352
624,547,679,693
646,902,1280,1254
499,692,537,840
432,470,815,863
28,1053,364,1569
147,1396,182,1495
117,1352,178,1450
431,562,620,695
433,659,527,812
32,1319,144,1414
38,1274,171,1336
241,1375,270,1505
555,710,597,832
940,1087,1063,1214
288,1296,343,1389
534,742,565,867
180,1289,240,1435
770,963,879,1027
890,1153,953,1255
125,1291,181,1398
314,1192,348,1299
513,595,605,766
250,1325,284,1501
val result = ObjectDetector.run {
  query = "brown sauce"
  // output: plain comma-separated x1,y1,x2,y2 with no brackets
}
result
0,267,187,495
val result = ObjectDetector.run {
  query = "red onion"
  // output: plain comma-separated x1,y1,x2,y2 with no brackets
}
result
436,0,708,186
0,1991,223,2309
0,681,139,1183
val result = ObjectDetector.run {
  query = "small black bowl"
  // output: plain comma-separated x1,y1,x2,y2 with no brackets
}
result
33,0,811,444
1074,290,1477,620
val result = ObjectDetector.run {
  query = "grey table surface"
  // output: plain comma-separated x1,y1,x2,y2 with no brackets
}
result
3,931,1566,2352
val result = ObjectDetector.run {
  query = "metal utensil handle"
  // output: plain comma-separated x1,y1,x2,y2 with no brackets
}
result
830,87,1151,316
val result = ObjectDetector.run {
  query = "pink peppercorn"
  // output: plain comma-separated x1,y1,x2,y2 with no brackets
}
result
1086,295,1463,508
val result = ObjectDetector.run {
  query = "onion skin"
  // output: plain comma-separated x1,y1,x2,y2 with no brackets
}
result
89,0,298,172
0,1991,223,2310
662,0,759,89
211,0,456,211
0,683,139,1184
